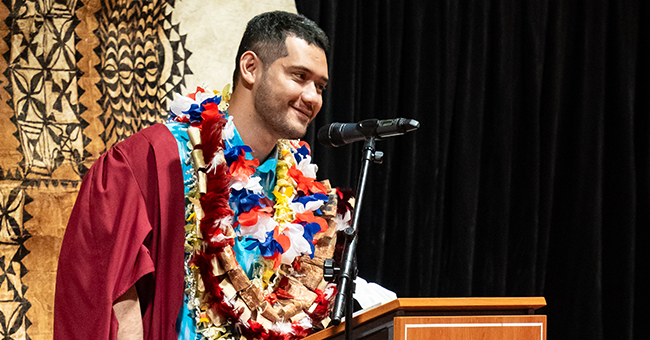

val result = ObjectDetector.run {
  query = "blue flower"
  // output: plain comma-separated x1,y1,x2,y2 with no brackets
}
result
183,104,203,124
229,189,265,215
240,192,266,212
201,95,221,106
246,230,284,257
294,144,311,162
294,193,328,205
302,222,321,258
224,145,252,165
294,193,329,214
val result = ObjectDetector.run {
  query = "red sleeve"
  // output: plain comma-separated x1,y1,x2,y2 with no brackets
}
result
54,124,185,340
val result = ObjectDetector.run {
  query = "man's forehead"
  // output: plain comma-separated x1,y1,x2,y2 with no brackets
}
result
283,37,328,66
284,36,326,54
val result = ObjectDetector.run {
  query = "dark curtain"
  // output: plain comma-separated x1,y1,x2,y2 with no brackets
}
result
296,0,650,339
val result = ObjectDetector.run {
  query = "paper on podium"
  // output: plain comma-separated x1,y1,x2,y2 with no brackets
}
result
353,277,398,311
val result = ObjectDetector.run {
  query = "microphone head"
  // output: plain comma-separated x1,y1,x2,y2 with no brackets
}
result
317,124,333,146
318,123,346,147
318,122,363,147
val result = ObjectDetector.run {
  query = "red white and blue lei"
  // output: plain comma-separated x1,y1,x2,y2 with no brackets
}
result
167,87,350,340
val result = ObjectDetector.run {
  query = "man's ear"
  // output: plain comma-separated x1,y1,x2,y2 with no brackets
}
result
239,51,262,86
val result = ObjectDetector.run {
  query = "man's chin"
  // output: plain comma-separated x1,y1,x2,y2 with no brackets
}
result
283,118,309,139
285,130,307,140
282,125,308,140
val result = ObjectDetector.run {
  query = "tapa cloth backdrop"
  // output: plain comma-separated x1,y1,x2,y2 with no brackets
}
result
0,1,295,339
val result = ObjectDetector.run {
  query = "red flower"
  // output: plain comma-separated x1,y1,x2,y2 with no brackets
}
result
187,86,205,100
241,320,270,340
264,293,278,305
274,287,294,299
294,211,327,233
288,165,328,195
238,209,259,226
200,102,222,126
306,285,338,322
261,226,291,269
230,153,259,178
308,180,328,194
292,257,302,271
290,324,311,339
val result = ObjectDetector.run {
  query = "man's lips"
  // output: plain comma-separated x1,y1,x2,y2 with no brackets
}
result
292,105,312,121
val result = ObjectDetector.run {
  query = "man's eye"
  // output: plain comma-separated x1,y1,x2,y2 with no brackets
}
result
294,73,306,80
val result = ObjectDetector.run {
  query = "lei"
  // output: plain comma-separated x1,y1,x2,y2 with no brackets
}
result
168,87,353,340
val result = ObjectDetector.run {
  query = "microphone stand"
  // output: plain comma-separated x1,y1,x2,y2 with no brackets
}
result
330,137,383,340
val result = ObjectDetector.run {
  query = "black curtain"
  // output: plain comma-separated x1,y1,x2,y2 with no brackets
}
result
296,0,650,339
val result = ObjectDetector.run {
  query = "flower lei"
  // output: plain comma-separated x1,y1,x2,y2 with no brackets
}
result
168,87,353,340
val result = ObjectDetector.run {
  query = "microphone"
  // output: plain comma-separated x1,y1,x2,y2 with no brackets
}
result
317,118,420,147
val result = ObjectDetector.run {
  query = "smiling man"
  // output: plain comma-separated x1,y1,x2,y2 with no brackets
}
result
228,13,329,160
54,10,334,340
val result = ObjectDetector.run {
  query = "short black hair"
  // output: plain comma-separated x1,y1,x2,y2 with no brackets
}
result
232,11,329,89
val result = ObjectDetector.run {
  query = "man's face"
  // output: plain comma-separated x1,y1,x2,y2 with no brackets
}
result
253,36,329,140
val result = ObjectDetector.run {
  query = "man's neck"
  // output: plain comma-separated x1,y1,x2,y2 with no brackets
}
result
227,91,278,161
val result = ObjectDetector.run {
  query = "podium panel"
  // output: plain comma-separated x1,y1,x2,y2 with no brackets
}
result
395,315,547,340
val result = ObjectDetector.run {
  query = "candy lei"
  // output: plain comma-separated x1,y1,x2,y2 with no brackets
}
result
169,87,349,340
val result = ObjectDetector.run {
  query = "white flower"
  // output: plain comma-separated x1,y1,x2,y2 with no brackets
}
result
230,177,247,191
281,223,312,264
195,90,216,104
296,315,314,329
237,213,277,242
216,216,233,232
210,233,234,245
223,116,235,141
246,176,264,193
170,93,195,117
305,199,325,211
231,175,263,194
271,321,295,335
335,210,352,231
296,156,318,178
289,199,325,214
289,201,306,214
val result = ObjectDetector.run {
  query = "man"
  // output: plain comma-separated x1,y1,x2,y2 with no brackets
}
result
54,11,331,340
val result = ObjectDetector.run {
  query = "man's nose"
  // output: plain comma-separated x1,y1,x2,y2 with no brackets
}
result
301,82,320,109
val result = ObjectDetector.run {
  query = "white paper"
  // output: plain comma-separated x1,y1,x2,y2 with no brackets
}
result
353,277,398,310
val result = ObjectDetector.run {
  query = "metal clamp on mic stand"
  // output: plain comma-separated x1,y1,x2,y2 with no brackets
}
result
325,135,384,340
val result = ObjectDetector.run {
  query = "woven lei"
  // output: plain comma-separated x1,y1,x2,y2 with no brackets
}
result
168,87,352,339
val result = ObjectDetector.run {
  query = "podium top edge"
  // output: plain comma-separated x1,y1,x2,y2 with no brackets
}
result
391,297,547,310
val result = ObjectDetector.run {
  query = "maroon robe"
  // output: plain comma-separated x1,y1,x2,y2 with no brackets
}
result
54,124,186,340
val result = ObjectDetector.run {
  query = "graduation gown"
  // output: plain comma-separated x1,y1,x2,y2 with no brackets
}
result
54,124,186,340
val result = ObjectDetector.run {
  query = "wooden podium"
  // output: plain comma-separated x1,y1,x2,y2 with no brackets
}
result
304,297,546,340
